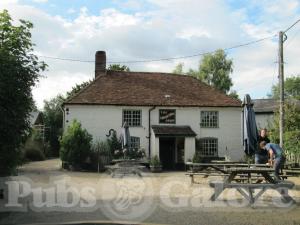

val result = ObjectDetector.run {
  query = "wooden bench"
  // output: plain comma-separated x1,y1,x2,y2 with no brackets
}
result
186,172,290,184
105,163,145,178
284,169,300,175
209,180,295,204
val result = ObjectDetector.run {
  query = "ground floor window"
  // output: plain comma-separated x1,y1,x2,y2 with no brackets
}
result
196,138,218,156
130,136,140,150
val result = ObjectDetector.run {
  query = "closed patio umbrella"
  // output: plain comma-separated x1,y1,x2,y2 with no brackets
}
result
121,122,131,151
242,94,259,156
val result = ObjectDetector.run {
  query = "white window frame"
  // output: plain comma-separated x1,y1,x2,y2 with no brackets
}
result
122,109,142,127
196,138,218,157
130,136,140,150
200,111,219,128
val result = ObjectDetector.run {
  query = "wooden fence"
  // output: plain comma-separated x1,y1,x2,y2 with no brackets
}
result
286,152,300,165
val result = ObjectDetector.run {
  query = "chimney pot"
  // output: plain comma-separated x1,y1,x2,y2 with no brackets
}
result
95,51,106,77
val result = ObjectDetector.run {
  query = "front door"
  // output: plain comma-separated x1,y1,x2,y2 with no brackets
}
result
159,137,176,170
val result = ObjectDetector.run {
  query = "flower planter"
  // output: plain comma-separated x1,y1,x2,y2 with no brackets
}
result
150,165,162,173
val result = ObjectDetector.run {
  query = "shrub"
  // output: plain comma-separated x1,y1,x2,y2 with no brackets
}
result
24,148,45,161
128,148,146,159
22,128,46,162
107,131,122,158
60,120,92,167
243,154,254,164
283,130,300,161
114,148,146,160
150,155,161,167
192,151,203,163
90,140,112,172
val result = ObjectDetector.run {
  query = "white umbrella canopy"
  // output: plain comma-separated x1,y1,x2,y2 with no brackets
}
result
121,122,131,150
242,94,259,156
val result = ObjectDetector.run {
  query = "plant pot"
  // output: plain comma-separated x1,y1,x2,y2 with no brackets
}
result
70,163,81,171
150,165,162,173
62,161,69,170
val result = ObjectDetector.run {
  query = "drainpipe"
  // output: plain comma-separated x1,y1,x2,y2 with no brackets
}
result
148,106,156,159
59,104,65,131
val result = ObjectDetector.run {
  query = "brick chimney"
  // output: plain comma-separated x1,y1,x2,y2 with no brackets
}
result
95,51,106,77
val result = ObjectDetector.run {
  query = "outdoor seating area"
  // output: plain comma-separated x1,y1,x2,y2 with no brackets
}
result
185,161,297,205
105,159,146,177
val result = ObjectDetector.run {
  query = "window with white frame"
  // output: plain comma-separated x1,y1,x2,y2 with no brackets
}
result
130,136,140,150
123,110,142,126
196,138,218,157
200,111,218,128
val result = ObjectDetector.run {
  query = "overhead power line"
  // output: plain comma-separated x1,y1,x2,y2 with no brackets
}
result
37,18,300,64
284,19,300,33
37,34,276,64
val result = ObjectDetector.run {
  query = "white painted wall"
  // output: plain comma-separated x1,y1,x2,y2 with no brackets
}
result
255,113,274,130
184,137,195,162
64,105,244,161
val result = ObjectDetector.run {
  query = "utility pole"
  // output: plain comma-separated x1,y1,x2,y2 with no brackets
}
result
278,31,287,148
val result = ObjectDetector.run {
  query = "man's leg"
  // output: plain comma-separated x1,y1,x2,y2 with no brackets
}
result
274,157,282,181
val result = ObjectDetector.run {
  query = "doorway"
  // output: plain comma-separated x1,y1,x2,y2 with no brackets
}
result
159,137,176,170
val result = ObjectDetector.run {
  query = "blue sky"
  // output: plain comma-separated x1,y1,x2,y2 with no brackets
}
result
1,0,300,108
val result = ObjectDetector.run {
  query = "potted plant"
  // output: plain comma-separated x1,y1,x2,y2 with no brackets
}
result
150,155,162,172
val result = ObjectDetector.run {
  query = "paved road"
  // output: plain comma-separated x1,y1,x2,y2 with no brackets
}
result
1,159,300,225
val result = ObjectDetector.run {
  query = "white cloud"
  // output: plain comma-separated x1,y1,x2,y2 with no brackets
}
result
67,8,76,14
32,71,91,106
32,0,48,3
1,0,300,108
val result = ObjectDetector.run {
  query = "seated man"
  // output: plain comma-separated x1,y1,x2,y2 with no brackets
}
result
260,141,285,181
255,128,270,164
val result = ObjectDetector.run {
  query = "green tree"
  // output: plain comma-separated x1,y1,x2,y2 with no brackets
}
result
269,76,300,100
60,120,92,167
197,49,233,93
108,64,130,72
66,80,92,99
269,102,300,158
228,90,240,100
0,10,46,175
107,131,122,158
172,50,234,94
43,80,96,156
172,63,184,75
43,95,64,157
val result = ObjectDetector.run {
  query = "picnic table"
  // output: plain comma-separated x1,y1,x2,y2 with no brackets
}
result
105,160,145,177
209,167,295,204
185,162,269,183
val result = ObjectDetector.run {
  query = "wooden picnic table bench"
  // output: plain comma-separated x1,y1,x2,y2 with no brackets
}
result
209,167,295,204
186,162,268,172
209,180,295,204
105,161,145,177
185,162,269,183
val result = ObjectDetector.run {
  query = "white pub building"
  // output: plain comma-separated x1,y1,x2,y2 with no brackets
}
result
63,51,244,169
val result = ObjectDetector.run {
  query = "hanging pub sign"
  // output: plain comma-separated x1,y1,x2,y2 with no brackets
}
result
159,109,176,124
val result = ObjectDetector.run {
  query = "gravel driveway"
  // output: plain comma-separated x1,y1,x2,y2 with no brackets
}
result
1,159,300,225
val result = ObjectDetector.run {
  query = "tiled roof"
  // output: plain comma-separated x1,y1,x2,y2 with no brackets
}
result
253,98,300,113
253,99,279,113
65,70,241,107
151,125,197,137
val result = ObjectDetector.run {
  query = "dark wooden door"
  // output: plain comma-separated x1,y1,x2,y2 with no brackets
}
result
159,138,176,170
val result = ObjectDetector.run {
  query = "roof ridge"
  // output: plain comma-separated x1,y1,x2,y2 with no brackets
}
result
64,75,102,104
107,69,189,77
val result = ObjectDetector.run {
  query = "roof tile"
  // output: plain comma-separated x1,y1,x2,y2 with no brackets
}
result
65,71,241,107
